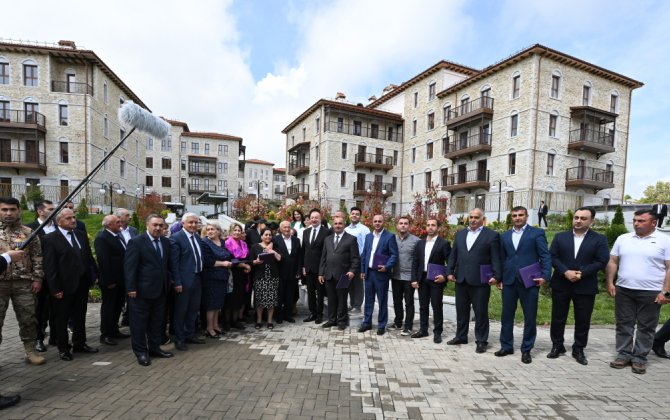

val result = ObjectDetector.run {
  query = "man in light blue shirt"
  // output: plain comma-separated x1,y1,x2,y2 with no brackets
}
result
344,207,370,312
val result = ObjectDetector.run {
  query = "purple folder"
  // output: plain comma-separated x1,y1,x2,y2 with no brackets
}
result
372,253,389,269
519,262,543,288
480,264,494,284
427,263,447,281
337,273,351,289
258,252,274,263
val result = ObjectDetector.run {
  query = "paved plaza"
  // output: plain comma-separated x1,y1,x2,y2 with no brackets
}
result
1,295,669,419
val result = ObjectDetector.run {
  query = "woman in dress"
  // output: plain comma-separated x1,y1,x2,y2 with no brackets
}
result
201,221,233,338
250,228,281,329
224,224,252,330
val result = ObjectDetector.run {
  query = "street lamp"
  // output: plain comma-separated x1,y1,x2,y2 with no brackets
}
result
135,184,146,198
225,188,235,215
248,180,268,214
100,182,125,214
491,180,508,223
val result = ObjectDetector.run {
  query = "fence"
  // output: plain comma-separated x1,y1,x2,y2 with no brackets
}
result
0,183,139,212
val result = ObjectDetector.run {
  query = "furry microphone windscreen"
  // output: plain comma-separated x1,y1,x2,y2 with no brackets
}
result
118,101,170,139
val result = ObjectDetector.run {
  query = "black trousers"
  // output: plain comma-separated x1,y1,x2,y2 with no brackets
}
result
454,282,491,344
654,317,670,346
51,277,89,352
324,278,349,326
550,288,595,350
538,213,548,227
658,216,666,228
35,283,53,341
418,275,445,334
161,287,175,340
305,271,325,317
391,279,415,329
100,283,125,338
129,294,166,355
277,273,298,321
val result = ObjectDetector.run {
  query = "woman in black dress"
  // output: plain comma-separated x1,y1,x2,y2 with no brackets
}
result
250,228,281,329
202,221,233,338
224,224,252,330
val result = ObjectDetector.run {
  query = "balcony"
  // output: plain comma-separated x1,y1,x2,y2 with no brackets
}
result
354,153,394,171
565,167,614,191
51,80,93,95
446,97,494,130
288,158,310,176
0,110,47,132
274,187,285,195
441,169,490,193
287,141,310,154
568,128,615,156
188,184,216,194
188,166,216,177
444,133,492,160
0,149,47,172
353,181,393,198
325,121,402,142
286,184,309,200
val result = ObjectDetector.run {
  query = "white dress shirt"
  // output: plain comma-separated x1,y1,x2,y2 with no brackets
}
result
466,226,483,251
423,236,437,271
37,217,56,234
59,226,81,248
573,229,587,258
511,224,527,250
282,235,292,253
368,229,384,268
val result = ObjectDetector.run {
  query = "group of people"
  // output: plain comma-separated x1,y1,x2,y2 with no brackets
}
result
1,197,670,410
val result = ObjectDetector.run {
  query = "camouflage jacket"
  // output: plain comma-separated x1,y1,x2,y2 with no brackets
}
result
0,221,43,283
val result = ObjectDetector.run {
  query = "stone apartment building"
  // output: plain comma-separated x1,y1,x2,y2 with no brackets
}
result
273,167,286,200
243,159,275,200
0,39,150,210
284,44,643,223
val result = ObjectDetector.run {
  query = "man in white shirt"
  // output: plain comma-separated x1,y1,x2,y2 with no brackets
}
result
607,209,670,374
344,207,370,312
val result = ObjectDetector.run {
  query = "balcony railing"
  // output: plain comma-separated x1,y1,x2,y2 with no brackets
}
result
188,166,217,177
0,149,47,171
0,110,47,130
287,141,310,153
354,153,394,171
286,184,309,199
441,169,490,193
51,80,93,95
188,184,216,194
325,121,402,142
274,187,285,195
288,158,310,176
565,166,614,191
568,128,615,155
353,181,393,197
446,97,494,129
444,133,492,160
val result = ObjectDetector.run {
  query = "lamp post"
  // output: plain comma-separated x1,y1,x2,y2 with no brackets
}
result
100,182,124,214
492,179,508,223
248,180,268,215
225,188,235,215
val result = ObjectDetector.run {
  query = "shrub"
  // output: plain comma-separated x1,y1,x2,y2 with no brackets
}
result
612,205,625,225
77,198,89,219
19,194,28,210
565,209,574,230
131,211,141,231
605,223,628,248
505,212,512,229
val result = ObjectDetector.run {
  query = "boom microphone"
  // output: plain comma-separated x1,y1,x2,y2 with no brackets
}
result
19,101,170,250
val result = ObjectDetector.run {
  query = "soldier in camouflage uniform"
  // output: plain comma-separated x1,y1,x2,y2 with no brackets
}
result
0,196,45,365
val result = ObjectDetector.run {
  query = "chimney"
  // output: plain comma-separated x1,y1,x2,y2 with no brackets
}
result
368,95,377,102
58,40,76,49
335,92,346,101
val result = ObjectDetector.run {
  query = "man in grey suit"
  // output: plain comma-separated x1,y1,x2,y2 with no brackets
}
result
319,216,360,330
447,208,501,353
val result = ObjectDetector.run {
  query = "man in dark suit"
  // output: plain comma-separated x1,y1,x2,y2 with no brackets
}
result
0,249,25,409
25,199,56,352
359,214,399,335
496,206,552,364
62,201,87,233
411,218,451,343
94,214,130,346
115,208,138,328
245,217,266,247
302,209,330,323
42,208,99,361
538,201,548,228
319,216,360,330
125,214,174,366
446,208,501,352
548,207,610,365
273,221,301,323
653,202,667,228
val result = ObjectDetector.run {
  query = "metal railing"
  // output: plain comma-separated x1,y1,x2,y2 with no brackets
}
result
568,128,614,147
354,152,393,166
51,80,93,95
0,149,46,167
289,158,310,172
444,169,489,186
445,133,492,154
188,185,217,193
566,166,614,183
447,96,494,121
353,181,393,193
325,121,403,142
286,184,309,196
0,110,46,128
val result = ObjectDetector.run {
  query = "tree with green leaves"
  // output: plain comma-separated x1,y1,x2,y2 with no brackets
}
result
77,198,89,219
639,181,670,203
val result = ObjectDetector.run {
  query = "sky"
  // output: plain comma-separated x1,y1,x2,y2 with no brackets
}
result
2,0,668,198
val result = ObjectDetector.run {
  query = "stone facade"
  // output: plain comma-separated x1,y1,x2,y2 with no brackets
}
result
244,159,275,200
273,168,286,200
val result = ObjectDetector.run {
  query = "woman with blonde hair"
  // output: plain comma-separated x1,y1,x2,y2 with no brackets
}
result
201,221,233,338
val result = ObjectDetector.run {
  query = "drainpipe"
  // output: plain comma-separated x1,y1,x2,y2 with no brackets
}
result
84,61,90,203
621,89,633,204
528,50,544,212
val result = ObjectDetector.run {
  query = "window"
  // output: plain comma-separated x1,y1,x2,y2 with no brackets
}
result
180,141,186,153
546,153,555,176
204,143,210,155
413,92,418,107
549,114,558,137
315,145,319,159
412,147,416,163
315,117,320,134
441,168,448,186
443,105,451,124
120,159,126,177
353,121,362,136
145,175,153,187
582,85,591,106
181,178,186,188
24,102,38,123
393,150,398,165
162,176,171,188
512,75,520,98
59,104,68,126
0,62,8,84
161,157,171,170
59,142,68,163
191,142,199,154
23,64,38,86
412,119,417,136
371,124,379,138
103,115,109,138
410,175,414,191
427,112,435,130
146,137,153,150
508,152,516,175
610,94,618,113
302,127,306,141
340,171,346,187
428,82,436,101
551,75,561,98
341,143,347,159
426,142,433,159
337,117,344,133
387,126,394,141
181,159,186,170
441,137,448,155
146,157,153,168
217,162,223,172
0,100,8,121
425,171,432,189
392,177,397,192
103,81,108,103
510,114,518,137
223,162,228,173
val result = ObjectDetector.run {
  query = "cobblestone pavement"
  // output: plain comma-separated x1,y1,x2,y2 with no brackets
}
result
1,295,669,419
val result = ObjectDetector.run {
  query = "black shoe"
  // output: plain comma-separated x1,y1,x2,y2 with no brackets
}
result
321,321,336,328
99,336,118,346
112,331,131,339
377,329,386,336
652,344,670,359
337,324,347,331
136,353,151,366
34,340,47,353
230,321,246,330
205,331,221,339
314,318,323,324
0,393,21,410
275,319,283,324
358,325,371,333
547,345,566,359
475,343,487,354
392,323,403,329
185,337,205,344
303,315,316,322
175,341,188,351
494,348,514,357
572,350,588,365
73,344,99,353
285,317,296,323
411,330,429,339
59,351,73,361
433,333,442,344
446,338,467,345
149,350,174,358
521,351,532,364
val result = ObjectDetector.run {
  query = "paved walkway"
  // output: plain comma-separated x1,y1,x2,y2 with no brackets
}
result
1,295,669,419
